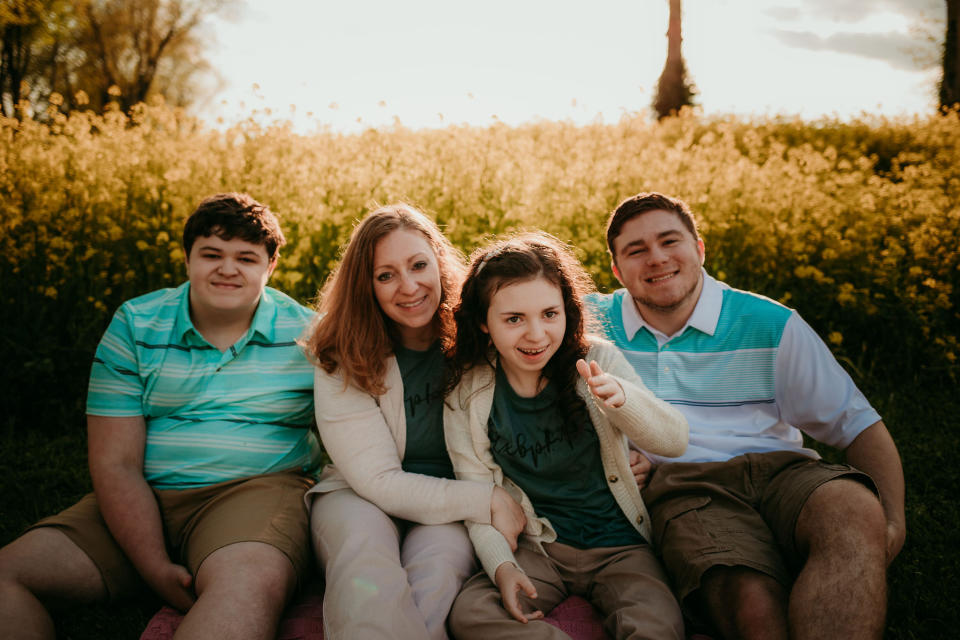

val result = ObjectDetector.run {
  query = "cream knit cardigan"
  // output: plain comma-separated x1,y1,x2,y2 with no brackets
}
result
443,337,688,580
304,355,494,525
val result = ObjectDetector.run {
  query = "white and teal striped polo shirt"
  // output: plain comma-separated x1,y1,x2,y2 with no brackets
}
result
586,272,879,464
87,283,320,489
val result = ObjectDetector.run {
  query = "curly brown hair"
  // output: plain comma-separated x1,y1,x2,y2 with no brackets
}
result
446,232,597,437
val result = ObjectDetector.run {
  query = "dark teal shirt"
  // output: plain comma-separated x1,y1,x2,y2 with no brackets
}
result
488,366,644,548
395,341,454,479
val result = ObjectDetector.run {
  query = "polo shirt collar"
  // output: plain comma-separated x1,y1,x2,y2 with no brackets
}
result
249,288,277,342
621,268,723,341
174,283,198,343
173,283,276,343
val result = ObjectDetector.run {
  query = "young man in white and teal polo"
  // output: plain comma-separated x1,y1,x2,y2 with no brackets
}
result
0,193,320,640
586,192,905,640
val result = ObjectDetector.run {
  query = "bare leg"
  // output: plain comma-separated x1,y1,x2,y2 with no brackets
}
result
699,566,789,640
171,541,296,640
0,528,108,640
401,523,476,640
790,478,887,640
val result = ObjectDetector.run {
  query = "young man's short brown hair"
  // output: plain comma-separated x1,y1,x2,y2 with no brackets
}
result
183,193,286,260
606,192,699,258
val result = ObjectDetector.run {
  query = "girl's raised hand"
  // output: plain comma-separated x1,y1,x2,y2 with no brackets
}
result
576,359,625,408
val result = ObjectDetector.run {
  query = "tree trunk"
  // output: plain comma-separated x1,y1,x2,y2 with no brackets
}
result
666,0,681,66
942,0,960,110
653,0,695,120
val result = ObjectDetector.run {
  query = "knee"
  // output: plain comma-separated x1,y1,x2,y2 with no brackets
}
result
197,544,296,610
448,577,499,634
730,581,785,636
404,525,474,573
311,493,397,559
701,567,787,639
799,480,886,559
0,543,20,583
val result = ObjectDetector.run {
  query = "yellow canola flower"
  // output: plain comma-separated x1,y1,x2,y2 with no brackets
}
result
2,102,958,375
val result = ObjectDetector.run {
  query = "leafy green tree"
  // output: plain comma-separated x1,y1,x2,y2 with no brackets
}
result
0,0,77,116
0,0,236,117
653,0,697,120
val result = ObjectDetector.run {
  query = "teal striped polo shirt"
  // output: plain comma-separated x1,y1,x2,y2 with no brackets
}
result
586,274,879,463
87,283,320,489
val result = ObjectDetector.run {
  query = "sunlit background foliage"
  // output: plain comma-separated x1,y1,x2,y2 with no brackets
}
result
1,96,959,638
2,100,958,435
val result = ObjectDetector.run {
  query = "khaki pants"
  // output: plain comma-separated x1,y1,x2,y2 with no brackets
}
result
311,488,476,640
449,541,684,640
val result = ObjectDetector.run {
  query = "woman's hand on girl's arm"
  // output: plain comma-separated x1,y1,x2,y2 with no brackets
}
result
494,562,544,624
576,359,625,408
490,486,526,551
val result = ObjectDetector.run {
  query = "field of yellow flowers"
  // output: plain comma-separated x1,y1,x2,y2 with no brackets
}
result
1,102,958,637
2,102,958,428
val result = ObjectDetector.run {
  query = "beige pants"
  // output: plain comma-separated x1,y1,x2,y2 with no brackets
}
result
449,541,684,640
311,488,476,640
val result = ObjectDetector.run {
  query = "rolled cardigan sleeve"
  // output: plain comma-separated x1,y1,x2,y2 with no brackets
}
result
443,384,522,581
585,340,689,457
315,366,493,525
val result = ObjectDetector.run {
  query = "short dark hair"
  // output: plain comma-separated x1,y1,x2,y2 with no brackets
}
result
183,193,285,260
606,192,699,257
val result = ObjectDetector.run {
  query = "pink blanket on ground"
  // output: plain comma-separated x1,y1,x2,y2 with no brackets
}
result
139,583,715,640
139,589,608,640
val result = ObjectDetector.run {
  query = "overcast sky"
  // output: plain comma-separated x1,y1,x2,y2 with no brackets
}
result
203,0,945,132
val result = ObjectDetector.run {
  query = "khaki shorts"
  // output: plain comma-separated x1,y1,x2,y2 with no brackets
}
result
642,450,877,602
28,470,316,600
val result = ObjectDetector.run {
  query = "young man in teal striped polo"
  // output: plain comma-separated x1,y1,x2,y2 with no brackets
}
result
587,192,904,640
0,193,320,640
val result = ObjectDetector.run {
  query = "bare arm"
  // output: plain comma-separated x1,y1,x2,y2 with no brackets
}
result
843,420,906,564
87,415,195,611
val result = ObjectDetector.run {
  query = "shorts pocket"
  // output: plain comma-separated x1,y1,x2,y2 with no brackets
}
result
651,495,714,550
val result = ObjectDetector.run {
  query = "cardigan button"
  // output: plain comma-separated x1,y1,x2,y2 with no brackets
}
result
636,514,644,524
608,475,618,483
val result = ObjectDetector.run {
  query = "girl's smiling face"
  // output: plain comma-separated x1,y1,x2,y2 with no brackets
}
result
482,275,566,397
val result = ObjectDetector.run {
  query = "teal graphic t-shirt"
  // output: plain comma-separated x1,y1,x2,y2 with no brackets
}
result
487,365,644,548
395,341,454,479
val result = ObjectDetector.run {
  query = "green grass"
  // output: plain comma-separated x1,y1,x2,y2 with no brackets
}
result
2,374,958,638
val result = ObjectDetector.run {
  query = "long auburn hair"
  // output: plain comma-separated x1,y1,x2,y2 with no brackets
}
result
305,204,466,395
446,232,596,437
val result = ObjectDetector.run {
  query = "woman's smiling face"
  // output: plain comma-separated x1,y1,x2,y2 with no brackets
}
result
372,227,442,349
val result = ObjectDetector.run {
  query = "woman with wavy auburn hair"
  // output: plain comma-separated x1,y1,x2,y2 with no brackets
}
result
303,203,525,640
